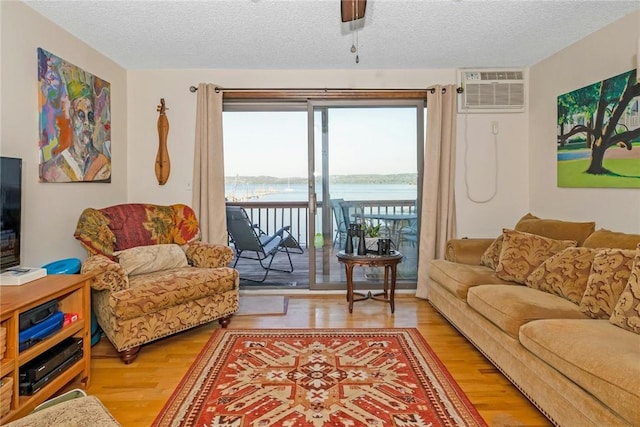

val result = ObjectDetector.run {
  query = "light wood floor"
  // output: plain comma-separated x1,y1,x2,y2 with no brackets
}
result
66,295,552,427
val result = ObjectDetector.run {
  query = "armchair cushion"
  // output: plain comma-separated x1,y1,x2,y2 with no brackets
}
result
114,244,188,276
102,204,200,251
75,203,201,256
111,267,238,320
74,208,116,256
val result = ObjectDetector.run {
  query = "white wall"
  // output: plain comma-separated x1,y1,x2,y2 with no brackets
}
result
127,70,530,239
8,4,633,269
455,105,529,237
0,2,128,267
529,11,640,234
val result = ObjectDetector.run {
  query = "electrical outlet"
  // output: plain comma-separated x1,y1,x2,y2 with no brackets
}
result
186,180,192,191
491,121,499,135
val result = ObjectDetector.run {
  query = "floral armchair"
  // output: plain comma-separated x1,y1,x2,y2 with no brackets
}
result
74,203,239,364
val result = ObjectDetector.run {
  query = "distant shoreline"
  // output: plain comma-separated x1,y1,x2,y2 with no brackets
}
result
226,173,418,185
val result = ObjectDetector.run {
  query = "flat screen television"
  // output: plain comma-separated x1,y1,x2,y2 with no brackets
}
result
1,157,22,271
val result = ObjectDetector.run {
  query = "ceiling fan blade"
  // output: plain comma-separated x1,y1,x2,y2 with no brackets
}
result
341,0,367,23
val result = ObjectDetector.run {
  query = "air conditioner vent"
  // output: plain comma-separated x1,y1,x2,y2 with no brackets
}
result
458,69,526,113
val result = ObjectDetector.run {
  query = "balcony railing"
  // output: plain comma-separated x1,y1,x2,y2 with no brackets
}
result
226,199,416,247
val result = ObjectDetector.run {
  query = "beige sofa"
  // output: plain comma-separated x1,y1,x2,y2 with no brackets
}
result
425,214,640,427
75,203,239,364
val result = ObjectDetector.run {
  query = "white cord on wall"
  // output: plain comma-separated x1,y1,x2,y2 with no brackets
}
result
463,112,499,203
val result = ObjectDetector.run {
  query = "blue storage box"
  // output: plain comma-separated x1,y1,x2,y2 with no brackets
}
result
42,258,81,275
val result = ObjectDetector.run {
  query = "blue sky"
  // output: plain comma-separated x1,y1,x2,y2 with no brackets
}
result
223,107,419,178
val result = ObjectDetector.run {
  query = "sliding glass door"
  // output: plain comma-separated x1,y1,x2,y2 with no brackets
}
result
223,99,423,290
307,101,424,290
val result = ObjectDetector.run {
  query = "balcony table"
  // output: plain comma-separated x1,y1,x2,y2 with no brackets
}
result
353,213,417,246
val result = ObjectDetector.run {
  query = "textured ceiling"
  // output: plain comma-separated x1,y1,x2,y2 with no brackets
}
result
24,0,640,70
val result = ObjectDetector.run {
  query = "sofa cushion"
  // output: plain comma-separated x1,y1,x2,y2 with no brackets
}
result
609,245,640,334
480,235,502,270
525,247,597,304
514,213,595,246
110,267,238,320
428,260,514,300
583,228,640,249
467,285,587,339
495,229,577,284
579,248,635,319
519,319,640,426
114,244,189,276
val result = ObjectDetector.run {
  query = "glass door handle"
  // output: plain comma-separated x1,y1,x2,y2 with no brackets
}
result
309,193,317,215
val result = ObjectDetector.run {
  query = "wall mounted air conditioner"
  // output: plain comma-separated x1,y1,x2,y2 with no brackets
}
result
458,69,526,113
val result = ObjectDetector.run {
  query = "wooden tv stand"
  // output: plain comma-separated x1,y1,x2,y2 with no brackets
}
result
0,274,92,423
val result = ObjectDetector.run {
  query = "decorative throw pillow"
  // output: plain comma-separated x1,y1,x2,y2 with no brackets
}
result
609,245,640,334
480,235,503,270
113,244,189,276
171,204,201,245
495,229,577,284
579,248,635,319
514,213,595,246
525,247,597,304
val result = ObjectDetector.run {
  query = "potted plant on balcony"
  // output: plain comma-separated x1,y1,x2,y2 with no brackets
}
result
362,222,382,252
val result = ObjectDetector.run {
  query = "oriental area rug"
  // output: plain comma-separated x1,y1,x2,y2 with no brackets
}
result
152,328,487,427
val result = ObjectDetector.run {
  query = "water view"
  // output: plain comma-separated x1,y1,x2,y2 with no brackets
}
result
226,183,417,202
226,174,418,202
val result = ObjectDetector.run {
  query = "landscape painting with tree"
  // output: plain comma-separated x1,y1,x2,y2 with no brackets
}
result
557,69,639,188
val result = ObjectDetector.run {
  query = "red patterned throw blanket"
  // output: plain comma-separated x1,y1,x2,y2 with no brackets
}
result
153,328,487,427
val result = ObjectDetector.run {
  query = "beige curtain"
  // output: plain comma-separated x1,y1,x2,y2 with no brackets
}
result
192,83,227,245
415,84,458,299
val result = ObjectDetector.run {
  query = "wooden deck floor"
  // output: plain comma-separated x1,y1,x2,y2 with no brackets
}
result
231,242,418,291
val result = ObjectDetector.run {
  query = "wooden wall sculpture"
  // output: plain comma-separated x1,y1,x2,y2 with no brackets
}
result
155,98,170,185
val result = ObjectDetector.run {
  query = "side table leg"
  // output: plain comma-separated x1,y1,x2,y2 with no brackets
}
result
390,264,397,314
345,264,355,313
383,265,389,299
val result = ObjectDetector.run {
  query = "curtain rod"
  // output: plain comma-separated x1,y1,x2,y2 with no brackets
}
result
189,86,463,94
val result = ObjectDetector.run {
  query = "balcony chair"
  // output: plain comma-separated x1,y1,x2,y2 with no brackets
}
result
331,198,347,248
398,201,419,247
226,206,297,282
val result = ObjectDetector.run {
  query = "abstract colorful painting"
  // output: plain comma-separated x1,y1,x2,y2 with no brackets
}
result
557,69,640,188
38,48,111,183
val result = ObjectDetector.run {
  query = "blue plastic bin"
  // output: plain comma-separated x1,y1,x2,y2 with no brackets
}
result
42,258,81,275
41,258,101,346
